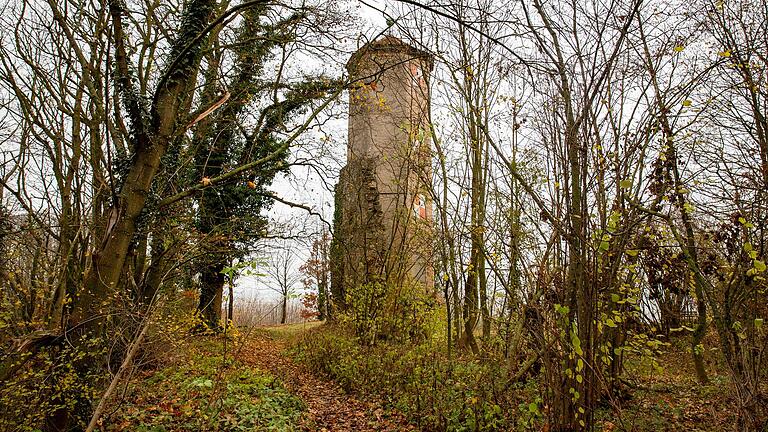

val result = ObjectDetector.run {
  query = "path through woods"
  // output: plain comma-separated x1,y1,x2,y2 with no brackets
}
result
238,324,415,431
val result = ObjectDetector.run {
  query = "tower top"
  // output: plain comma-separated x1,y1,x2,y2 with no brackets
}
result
346,35,433,74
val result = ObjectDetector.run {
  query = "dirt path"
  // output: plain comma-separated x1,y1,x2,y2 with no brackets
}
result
238,326,415,432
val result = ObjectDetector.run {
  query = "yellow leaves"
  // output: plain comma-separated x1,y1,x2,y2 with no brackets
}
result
682,99,692,107
755,260,767,273
619,179,632,189
465,65,474,80
673,45,685,53
247,181,256,189
490,251,500,263
376,94,388,109
200,177,211,186
747,258,766,276
573,341,584,357
739,217,755,229
527,401,539,414
718,50,731,58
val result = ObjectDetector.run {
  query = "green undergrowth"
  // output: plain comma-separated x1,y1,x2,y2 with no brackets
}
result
290,324,537,431
291,325,746,432
592,336,738,431
104,336,303,432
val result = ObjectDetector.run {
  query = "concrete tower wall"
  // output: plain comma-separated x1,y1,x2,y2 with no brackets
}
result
331,37,434,306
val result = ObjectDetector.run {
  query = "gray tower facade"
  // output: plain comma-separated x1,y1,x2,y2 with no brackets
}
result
331,36,435,309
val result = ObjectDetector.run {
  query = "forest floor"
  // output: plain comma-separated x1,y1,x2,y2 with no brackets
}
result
106,322,751,432
239,322,416,431
105,322,414,432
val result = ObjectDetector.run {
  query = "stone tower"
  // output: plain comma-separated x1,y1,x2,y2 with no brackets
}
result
331,36,434,308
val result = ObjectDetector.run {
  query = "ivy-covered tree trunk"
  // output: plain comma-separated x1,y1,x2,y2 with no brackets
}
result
190,6,329,330
74,0,215,329
199,262,226,331
48,2,217,430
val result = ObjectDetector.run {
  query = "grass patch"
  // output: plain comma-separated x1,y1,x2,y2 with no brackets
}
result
259,321,322,340
103,336,303,432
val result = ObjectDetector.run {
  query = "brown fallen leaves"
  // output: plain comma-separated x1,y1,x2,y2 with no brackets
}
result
238,332,416,432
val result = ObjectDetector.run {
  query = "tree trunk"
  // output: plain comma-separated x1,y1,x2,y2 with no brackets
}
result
198,262,225,331
479,260,490,340
72,0,215,329
227,283,234,326
460,246,480,354
453,283,462,347
318,277,328,321
691,295,709,384
139,233,167,307
280,296,288,324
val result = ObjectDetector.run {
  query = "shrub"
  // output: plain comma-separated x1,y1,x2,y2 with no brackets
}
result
292,325,537,431
341,280,440,345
